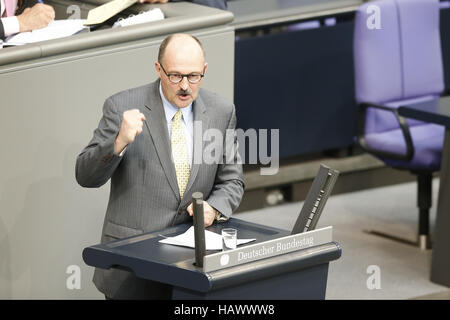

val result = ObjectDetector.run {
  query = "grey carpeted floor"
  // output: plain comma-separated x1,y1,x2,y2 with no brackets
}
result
236,178,450,299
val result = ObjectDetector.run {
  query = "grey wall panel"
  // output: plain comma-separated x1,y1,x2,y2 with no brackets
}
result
0,26,234,299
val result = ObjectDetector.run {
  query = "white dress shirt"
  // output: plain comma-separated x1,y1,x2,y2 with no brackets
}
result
1,0,20,38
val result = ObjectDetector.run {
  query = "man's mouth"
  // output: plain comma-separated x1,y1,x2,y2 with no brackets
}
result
177,92,191,100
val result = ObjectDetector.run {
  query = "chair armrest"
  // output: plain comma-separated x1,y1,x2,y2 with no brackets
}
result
356,102,414,161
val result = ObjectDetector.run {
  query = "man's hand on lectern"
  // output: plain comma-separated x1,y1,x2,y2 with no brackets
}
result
187,201,216,227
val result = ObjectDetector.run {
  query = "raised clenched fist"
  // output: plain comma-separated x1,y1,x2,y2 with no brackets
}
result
114,109,146,155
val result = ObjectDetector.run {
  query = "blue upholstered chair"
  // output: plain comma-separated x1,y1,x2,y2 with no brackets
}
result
353,0,445,249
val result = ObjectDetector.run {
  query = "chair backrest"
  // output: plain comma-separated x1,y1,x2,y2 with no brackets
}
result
353,0,444,133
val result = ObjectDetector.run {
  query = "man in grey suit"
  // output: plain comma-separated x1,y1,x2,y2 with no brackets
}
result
76,33,244,299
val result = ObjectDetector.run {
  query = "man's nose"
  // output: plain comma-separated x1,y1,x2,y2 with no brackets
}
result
179,77,189,91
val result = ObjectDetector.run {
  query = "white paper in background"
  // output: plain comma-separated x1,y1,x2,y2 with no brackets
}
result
4,19,87,46
113,8,164,28
159,226,256,251
85,0,137,25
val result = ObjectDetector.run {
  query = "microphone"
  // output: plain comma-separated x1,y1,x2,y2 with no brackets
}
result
192,192,206,267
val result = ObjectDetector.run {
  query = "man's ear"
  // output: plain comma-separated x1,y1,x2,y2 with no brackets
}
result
155,61,162,78
203,63,208,75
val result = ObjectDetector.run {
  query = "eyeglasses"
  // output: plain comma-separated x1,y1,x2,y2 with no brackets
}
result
159,63,204,84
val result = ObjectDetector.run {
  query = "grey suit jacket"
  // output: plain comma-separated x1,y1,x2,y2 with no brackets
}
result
76,79,244,299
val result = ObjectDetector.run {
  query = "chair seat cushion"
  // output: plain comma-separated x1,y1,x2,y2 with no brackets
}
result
365,123,444,171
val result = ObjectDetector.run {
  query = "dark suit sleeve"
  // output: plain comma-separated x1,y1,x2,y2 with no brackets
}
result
16,0,39,14
75,98,124,188
206,104,245,218
0,20,5,40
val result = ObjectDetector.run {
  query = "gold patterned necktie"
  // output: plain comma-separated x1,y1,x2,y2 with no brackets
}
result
171,109,191,198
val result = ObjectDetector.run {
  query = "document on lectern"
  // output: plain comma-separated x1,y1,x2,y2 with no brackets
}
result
4,20,88,45
159,226,256,251
85,0,139,26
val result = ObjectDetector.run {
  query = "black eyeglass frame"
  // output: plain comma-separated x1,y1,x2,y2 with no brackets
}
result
159,63,205,84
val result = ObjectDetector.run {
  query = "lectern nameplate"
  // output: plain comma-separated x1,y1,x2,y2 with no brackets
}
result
203,226,333,272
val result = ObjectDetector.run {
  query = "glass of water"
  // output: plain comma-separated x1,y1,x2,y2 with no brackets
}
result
222,228,237,251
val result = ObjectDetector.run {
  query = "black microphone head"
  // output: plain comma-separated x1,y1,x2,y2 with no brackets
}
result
192,192,203,202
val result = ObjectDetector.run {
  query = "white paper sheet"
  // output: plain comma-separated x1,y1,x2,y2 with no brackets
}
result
85,0,137,25
4,19,88,46
159,226,256,251
113,8,164,28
